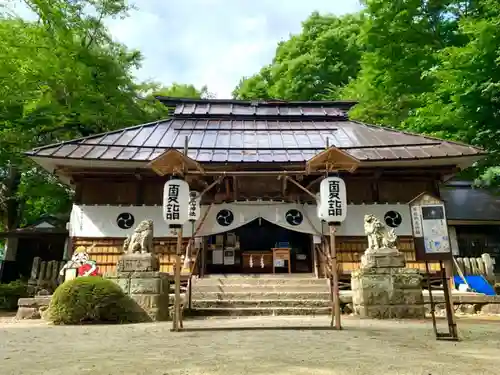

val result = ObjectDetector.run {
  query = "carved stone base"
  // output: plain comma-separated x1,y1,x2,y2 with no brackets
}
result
107,253,169,321
107,270,170,321
352,248,424,319
117,253,159,272
361,248,405,269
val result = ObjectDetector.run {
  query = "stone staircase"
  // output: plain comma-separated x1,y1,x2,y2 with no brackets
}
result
189,275,332,316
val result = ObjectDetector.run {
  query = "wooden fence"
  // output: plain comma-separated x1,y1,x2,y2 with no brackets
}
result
28,257,66,292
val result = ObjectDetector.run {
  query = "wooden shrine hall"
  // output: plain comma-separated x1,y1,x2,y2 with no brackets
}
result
25,97,486,280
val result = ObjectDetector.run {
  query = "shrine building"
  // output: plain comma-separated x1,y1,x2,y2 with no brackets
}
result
25,98,486,281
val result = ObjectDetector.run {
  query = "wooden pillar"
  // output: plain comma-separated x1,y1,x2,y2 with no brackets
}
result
172,227,183,331
329,225,341,330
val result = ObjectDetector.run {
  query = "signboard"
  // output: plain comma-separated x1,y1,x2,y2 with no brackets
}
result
188,191,201,222
163,179,190,227
410,193,452,261
318,177,347,223
421,205,450,254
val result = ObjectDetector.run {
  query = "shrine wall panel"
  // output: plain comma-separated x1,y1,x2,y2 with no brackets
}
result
316,236,440,278
79,180,138,205
73,237,197,275
377,180,435,203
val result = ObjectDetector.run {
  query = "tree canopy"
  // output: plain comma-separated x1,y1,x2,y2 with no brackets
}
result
3,0,500,228
0,0,207,230
234,0,500,185
233,12,363,101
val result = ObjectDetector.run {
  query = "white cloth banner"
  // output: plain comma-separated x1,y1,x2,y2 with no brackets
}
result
69,203,412,238
197,202,323,237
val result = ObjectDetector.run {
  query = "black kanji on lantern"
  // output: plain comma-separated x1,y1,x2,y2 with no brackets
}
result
188,192,198,220
165,183,181,221
327,180,343,217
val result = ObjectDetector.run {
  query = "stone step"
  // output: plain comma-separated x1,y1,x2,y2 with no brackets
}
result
188,306,332,316
191,299,332,309
191,291,332,301
193,276,327,286
193,284,329,293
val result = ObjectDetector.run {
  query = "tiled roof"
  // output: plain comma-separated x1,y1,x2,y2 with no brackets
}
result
441,182,500,222
26,98,485,164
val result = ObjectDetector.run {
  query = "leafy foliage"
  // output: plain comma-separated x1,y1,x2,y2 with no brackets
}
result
233,12,363,100
47,276,149,324
0,1,207,229
234,0,500,185
0,279,29,311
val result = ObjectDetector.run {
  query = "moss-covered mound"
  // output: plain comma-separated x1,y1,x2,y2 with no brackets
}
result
47,276,148,325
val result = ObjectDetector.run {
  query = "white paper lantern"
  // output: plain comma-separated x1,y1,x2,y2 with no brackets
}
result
163,179,190,227
188,191,201,222
318,176,347,223
315,193,325,220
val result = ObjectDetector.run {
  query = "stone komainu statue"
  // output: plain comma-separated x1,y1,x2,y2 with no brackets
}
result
363,214,398,251
123,219,154,254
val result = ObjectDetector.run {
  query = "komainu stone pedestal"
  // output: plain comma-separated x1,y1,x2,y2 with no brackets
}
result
107,253,170,321
351,249,425,319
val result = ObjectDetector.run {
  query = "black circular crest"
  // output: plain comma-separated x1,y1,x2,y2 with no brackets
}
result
216,209,234,227
384,211,402,228
116,213,135,229
285,209,303,226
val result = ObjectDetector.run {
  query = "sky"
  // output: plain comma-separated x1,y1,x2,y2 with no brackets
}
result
7,0,363,98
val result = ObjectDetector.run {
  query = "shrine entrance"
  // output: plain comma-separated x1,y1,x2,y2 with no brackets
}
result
205,218,313,275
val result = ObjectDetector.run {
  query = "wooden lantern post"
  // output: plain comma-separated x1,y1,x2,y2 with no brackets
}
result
173,225,183,331
329,224,341,330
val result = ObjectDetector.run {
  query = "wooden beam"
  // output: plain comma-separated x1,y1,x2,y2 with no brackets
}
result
283,176,317,200
232,176,238,201
225,178,231,200
281,175,287,197
148,149,204,176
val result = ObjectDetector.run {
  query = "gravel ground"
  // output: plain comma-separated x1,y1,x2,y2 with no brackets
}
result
1,314,500,375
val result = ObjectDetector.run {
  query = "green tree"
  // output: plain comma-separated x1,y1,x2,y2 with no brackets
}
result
233,12,363,100
402,0,500,185
152,82,213,99
0,0,168,229
342,0,474,127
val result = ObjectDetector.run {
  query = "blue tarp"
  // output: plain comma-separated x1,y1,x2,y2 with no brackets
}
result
454,275,497,296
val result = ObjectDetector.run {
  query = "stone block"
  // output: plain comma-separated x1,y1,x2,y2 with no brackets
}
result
109,277,130,293
354,304,425,319
361,251,406,269
393,271,422,290
116,253,159,272
481,303,500,315
131,294,161,310
392,289,424,305
130,277,162,294
16,307,41,320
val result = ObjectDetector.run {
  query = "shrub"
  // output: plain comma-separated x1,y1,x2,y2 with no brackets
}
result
47,277,148,325
0,280,30,311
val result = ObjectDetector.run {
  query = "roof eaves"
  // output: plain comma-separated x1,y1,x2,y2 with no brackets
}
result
24,118,172,156
349,119,486,154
